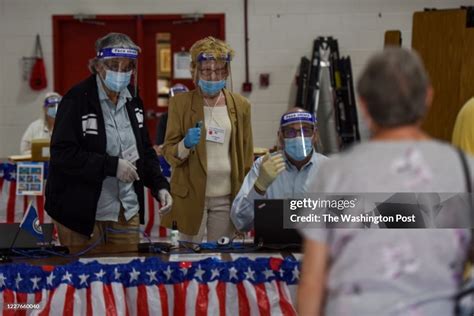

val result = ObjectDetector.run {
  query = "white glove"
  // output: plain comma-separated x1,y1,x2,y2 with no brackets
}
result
254,153,286,192
116,159,139,183
158,189,173,215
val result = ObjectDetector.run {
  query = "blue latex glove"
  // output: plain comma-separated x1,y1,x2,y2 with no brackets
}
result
184,126,201,148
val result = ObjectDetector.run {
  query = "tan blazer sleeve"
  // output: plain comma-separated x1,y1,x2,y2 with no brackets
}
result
162,96,188,167
242,99,254,174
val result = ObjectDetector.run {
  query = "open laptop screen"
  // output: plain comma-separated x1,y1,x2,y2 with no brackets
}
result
0,223,54,249
254,199,302,247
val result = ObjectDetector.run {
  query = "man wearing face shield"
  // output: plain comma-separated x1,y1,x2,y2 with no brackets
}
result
45,33,171,247
20,92,61,155
231,108,327,232
162,37,254,242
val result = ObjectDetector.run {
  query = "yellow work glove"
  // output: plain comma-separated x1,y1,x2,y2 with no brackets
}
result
254,153,286,193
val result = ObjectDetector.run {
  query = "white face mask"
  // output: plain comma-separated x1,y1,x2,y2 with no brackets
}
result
102,70,132,92
284,137,313,161
46,106,57,118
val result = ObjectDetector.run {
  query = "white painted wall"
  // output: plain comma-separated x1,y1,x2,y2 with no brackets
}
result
0,0,472,157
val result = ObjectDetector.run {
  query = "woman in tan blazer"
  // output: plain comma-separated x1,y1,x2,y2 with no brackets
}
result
162,37,253,242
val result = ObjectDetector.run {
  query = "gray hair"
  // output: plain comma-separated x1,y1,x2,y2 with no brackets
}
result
88,32,141,74
356,47,430,127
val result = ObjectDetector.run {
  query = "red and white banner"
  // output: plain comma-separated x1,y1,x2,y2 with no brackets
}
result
0,164,169,239
0,257,299,315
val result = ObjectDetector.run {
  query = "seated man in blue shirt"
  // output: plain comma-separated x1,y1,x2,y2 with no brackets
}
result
231,108,327,231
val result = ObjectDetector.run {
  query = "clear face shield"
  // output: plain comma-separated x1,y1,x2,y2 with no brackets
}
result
97,47,139,96
169,83,189,97
194,52,233,97
44,95,62,119
280,112,316,161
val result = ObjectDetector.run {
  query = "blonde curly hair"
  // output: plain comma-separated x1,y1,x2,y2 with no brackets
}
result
189,37,235,76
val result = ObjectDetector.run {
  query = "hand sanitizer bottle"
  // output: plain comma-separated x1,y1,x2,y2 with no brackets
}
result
170,221,179,247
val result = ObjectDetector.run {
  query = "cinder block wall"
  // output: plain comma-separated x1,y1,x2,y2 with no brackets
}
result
0,0,471,157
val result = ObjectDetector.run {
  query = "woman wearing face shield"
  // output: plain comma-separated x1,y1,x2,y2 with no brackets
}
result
20,92,61,155
45,33,171,247
162,37,254,242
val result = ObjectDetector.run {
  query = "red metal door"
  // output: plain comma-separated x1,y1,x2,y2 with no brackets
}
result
53,14,225,138
53,15,138,95
140,15,225,138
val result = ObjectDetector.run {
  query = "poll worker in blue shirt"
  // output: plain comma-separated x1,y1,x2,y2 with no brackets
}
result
231,108,328,231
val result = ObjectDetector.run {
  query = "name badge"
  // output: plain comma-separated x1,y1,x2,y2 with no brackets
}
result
206,126,226,144
123,144,139,163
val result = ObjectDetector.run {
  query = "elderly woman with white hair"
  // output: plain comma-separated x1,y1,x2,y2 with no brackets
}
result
45,33,171,247
298,48,474,316
20,92,61,154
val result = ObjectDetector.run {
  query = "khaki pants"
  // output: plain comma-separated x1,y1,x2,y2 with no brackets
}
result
55,208,140,248
180,195,235,243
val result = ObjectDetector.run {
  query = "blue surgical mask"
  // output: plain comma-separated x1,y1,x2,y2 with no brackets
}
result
284,137,313,161
103,70,132,92
46,106,57,118
198,79,225,96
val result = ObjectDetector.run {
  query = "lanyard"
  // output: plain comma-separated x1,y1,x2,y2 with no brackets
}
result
204,92,223,127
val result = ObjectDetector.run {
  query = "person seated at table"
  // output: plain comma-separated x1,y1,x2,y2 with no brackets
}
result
297,47,474,316
230,108,327,232
20,92,61,154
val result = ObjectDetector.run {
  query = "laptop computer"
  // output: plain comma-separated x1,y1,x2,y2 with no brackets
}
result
375,193,426,228
254,199,302,249
0,223,54,252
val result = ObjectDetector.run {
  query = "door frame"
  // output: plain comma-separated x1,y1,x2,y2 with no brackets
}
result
53,14,226,93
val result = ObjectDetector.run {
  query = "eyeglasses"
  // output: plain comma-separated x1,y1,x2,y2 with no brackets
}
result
103,59,136,72
199,67,228,77
281,126,314,138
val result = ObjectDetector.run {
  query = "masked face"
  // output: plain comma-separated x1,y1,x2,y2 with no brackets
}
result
196,59,228,96
43,94,61,119
46,106,57,118
198,79,226,96
280,122,315,161
284,137,313,161
102,70,132,92
99,58,135,93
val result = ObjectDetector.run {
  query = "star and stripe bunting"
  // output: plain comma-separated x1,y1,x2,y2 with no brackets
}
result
0,163,170,238
0,257,299,315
